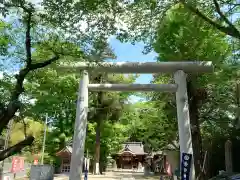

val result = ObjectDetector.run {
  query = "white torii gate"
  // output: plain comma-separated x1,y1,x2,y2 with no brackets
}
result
58,61,213,180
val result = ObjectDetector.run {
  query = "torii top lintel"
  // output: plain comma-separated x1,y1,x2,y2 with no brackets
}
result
58,61,213,74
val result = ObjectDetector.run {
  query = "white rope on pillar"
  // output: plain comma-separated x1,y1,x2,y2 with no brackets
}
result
69,70,89,180
174,70,195,179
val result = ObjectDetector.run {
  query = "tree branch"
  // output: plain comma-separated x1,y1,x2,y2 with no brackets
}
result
0,102,20,133
11,54,59,100
22,119,28,138
19,0,33,13
12,69,29,101
0,136,34,161
25,11,32,66
181,0,240,39
212,0,240,36
29,55,60,70
0,54,60,133
0,102,6,119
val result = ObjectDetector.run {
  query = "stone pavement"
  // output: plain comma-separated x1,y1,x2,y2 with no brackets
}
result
2,171,165,180
53,172,161,180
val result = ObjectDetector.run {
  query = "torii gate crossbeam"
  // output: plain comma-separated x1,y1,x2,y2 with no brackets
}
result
58,61,212,74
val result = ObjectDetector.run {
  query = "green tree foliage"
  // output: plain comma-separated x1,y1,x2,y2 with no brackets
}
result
85,120,129,172
153,4,238,134
10,118,44,153
0,0,123,160
120,101,178,152
0,20,12,56
90,73,136,174
151,4,239,178
117,0,240,52
154,4,230,62
24,54,137,171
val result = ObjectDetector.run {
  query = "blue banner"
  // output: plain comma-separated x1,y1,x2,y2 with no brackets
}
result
181,153,192,180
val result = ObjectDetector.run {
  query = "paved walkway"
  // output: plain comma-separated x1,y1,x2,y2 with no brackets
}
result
54,172,161,180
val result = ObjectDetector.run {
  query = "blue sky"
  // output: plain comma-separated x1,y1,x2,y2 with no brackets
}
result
109,38,158,102
109,38,158,83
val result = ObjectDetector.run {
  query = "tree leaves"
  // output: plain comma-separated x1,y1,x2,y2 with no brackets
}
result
0,20,13,56
119,101,178,152
116,0,240,53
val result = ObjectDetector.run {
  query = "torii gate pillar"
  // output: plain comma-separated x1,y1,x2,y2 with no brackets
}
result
174,70,195,179
69,71,89,180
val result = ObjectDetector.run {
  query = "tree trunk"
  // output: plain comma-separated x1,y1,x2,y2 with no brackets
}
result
187,79,204,180
206,144,212,179
93,75,104,175
225,140,233,173
94,119,101,175
236,83,240,129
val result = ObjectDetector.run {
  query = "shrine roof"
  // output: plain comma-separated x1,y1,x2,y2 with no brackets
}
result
117,142,147,155
56,145,72,156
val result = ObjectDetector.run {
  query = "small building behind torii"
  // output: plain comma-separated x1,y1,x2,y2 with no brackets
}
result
111,142,147,171
56,144,86,174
